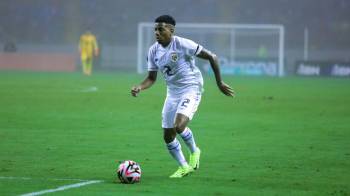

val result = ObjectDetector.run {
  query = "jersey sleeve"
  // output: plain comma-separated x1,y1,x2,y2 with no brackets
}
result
180,37,203,56
147,46,158,71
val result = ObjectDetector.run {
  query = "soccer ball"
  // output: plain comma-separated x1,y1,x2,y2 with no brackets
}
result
117,160,141,184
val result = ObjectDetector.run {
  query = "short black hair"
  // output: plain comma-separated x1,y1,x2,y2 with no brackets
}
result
155,15,176,26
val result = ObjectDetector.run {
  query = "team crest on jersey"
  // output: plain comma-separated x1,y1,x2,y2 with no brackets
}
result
170,52,178,62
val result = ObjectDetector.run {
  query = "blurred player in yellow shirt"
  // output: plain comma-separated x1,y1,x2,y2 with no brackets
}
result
79,30,99,76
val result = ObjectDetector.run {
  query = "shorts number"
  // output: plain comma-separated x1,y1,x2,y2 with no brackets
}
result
181,99,190,108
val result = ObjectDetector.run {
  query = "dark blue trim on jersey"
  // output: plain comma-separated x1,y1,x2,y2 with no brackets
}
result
194,45,200,55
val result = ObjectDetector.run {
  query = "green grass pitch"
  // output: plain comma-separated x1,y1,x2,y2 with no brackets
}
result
0,72,349,195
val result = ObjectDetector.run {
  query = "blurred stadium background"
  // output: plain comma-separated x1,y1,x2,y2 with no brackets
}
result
0,0,349,75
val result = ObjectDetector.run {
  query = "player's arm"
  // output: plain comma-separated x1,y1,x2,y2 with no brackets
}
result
196,48,235,97
131,71,157,97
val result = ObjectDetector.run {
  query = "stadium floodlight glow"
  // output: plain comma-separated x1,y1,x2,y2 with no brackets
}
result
137,22,285,77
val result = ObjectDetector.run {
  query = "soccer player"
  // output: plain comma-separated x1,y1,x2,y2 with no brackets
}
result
79,30,99,76
131,15,234,178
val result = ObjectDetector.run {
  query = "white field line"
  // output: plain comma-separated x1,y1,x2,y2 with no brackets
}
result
20,180,102,196
0,176,104,196
0,176,91,182
81,86,98,92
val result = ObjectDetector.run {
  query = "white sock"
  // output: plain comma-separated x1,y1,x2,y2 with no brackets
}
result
166,138,188,167
179,127,198,153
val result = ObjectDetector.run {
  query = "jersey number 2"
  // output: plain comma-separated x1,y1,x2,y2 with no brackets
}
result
164,66,174,76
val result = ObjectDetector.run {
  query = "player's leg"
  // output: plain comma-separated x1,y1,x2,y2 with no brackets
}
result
81,58,87,75
175,91,201,170
163,128,187,167
175,114,201,170
174,115,198,153
162,96,192,178
164,128,192,178
162,96,187,167
81,53,88,75
86,57,93,76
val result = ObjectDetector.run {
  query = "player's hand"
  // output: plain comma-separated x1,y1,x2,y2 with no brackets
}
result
131,86,141,97
217,81,235,97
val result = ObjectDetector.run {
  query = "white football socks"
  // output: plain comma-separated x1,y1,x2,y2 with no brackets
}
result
166,138,188,167
179,127,198,153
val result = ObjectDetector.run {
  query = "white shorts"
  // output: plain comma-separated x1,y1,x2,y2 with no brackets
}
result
162,90,202,128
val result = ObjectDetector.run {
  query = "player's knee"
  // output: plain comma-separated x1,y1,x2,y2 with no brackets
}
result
163,128,176,143
174,114,189,134
174,123,186,134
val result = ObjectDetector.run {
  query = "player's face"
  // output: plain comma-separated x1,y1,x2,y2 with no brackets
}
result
154,23,173,46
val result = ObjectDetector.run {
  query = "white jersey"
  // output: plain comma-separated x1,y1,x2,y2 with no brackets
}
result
147,35,204,95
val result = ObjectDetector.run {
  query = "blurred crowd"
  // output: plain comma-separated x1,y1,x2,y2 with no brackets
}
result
0,0,349,50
